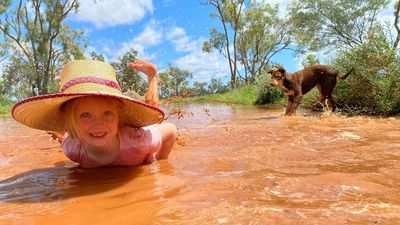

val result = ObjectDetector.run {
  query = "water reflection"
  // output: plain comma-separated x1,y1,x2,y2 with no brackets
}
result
0,166,143,203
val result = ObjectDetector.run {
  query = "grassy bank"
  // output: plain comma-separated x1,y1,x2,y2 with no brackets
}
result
177,85,258,105
0,100,13,117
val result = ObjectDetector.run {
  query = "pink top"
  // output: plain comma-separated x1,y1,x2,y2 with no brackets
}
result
62,125,162,168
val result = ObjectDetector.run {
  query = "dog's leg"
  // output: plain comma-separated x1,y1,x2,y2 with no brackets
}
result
313,85,326,111
285,96,295,115
326,95,336,112
290,94,303,115
320,80,337,112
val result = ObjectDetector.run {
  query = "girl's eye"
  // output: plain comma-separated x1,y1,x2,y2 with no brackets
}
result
104,110,115,118
80,112,92,119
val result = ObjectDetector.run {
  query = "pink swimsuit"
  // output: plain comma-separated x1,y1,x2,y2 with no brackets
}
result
62,125,162,168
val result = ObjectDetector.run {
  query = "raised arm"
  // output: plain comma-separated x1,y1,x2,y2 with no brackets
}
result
128,59,160,108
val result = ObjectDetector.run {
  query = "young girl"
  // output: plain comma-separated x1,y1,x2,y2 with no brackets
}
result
12,59,177,168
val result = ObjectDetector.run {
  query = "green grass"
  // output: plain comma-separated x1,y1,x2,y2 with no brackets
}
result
0,101,13,117
177,85,258,105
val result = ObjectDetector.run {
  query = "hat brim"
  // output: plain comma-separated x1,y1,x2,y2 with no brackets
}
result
12,92,164,132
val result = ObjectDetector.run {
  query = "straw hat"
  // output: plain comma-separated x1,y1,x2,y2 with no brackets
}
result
12,60,164,132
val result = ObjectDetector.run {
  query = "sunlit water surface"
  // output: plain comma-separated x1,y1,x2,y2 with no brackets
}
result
1,104,400,224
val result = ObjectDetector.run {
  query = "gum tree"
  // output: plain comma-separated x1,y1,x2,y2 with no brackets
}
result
159,65,192,97
237,2,295,84
202,0,245,88
0,0,85,97
393,0,400,49
202,0,296,87
288,0,390,51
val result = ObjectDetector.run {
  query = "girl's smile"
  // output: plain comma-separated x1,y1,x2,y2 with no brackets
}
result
73,97,120,151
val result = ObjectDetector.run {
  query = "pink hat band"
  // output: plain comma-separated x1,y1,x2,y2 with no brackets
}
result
60,76,122,93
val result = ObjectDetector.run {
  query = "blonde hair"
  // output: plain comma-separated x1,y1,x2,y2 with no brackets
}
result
61,96,124,139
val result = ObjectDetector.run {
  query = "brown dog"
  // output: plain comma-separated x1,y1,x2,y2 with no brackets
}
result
267,64,353,115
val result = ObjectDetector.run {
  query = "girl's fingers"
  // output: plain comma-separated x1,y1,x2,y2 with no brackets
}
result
128,60,156,76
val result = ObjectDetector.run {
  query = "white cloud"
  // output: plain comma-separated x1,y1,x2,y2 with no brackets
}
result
104,21,230,84
114,20,163,60
166,27,197,52
130,21,163,47
175,49,230,83
72,0,153,28
168,30,230,83
89,20,162,61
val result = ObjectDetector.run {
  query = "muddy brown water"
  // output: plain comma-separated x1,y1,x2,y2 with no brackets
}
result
0,104,400,224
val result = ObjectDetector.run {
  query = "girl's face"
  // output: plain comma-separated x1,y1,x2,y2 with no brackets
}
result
73,97,120,149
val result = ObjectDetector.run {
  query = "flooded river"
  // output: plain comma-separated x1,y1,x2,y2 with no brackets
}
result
0,104,399,224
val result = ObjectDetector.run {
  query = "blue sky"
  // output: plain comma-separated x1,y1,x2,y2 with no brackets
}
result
65,0,395,85
67,0,300,85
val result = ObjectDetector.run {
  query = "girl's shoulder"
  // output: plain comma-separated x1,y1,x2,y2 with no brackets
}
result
119,125,144,138
119,125,160,137
62,134,84,162
119,125,161,148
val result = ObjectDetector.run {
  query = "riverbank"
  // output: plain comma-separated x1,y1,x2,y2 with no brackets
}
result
2,84,399,117
179,85,258,105
0,99,13,117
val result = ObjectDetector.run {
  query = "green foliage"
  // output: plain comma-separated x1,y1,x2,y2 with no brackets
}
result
302,54,320,67
204,0,296,87
159,72,173,98
0,0,85,99
238,2,294,83
90,52,106,62
1,57,35,98
289,0,390,51
191,81,208,96
333,30,400,115
207,77,229,94
110,49,146,95
202,41,212,53
301,88,322,109
0,95,13,116
253,73,284,105
159,65,192,97
205,28,226,55
178,78,229,97
183,85,257,105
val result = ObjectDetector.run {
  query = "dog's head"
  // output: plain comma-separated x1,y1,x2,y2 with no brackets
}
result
267,66,286,87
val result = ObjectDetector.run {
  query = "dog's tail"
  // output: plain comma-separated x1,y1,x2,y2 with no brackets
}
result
339,68,354,80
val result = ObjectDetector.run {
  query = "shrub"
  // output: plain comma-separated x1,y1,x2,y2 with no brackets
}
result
333,31,400,115
254,73,284,105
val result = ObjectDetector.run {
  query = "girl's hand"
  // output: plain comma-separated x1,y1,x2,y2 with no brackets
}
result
128,59,157,78
47,131,64,144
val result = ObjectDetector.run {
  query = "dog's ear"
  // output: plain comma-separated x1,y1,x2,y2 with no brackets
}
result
267,67,279,76
267,66,286,76
276,67,286,75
